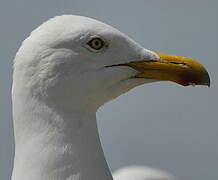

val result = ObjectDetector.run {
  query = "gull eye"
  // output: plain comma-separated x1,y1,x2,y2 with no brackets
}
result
87,37,105,51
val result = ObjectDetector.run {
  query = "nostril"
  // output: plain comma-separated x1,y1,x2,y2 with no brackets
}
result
170,62,187,66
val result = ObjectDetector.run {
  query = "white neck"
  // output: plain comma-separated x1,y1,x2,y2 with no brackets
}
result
12,89,112,180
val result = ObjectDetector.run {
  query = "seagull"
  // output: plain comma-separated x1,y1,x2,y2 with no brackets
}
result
12,15,210,180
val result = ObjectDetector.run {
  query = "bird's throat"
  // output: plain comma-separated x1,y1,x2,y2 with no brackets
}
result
12,94,112,180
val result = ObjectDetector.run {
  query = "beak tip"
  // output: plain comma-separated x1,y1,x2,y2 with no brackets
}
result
206,77,210,87
202,69,210,87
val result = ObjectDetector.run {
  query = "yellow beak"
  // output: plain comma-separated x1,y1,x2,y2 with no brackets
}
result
126,52,210,86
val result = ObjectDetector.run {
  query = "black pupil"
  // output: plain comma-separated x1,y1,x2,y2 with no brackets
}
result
94,40,100,46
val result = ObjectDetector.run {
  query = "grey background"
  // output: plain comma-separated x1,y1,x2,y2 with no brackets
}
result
0,0,217,179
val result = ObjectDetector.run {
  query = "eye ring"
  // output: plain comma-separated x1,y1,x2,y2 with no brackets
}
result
87,37,105,51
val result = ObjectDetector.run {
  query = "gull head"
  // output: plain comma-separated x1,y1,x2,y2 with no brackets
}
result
14,15,210,112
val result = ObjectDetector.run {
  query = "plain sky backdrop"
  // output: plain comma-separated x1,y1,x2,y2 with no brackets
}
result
0,0,217,179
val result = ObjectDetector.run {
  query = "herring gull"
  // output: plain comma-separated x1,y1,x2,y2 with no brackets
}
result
12,15,210,180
